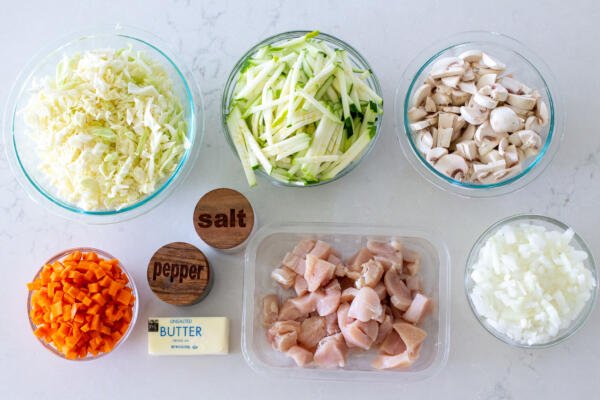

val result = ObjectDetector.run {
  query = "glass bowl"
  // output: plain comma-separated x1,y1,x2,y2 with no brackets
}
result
396,31,564,197
221,31,383,187
27,247,139,360
465,214,597,348
3,25,204,223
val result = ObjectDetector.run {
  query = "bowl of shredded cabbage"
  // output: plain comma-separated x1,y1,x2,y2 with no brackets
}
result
3,26,203,222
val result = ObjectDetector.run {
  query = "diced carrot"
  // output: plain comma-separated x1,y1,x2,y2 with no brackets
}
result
27,250,134,358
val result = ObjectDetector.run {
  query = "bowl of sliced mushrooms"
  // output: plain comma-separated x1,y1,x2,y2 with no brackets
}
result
396,31,564,197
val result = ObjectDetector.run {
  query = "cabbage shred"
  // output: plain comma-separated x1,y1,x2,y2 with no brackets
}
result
23,46,188,211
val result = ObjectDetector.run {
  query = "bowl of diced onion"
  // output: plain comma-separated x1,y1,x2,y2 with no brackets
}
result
3,26,203,223
465,214,597,348
221,31,383,187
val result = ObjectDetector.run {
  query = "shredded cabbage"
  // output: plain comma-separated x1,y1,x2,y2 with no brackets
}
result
23,46,189,211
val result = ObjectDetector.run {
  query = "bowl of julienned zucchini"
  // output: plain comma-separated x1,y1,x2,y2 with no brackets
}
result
222,31,383,187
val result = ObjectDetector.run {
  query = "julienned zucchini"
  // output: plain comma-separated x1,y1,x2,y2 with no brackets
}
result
226,30,382,187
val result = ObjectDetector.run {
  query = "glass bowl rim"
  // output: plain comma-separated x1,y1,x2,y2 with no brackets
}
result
220,30,384,187
395,30,565,197
464,213,598,348
26,247,139,361
3,25,204,218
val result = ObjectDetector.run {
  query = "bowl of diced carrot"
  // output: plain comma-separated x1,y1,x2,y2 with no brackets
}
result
26,248,138,360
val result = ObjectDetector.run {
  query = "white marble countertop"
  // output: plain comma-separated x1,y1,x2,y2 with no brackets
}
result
1,0,599,398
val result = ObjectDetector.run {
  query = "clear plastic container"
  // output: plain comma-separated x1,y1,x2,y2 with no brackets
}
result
27,247,139,360
395,31,564,197
465,214,598,348
242,222,450,382
3,25,204,223
221,31,383,188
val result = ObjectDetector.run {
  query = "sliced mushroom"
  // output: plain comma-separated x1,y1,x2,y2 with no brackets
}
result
430,57,465,79
459,124,476,142
437,128,453,148
424,96,437,113
480,149,504,164
473,92,498,109
503,144,519,167
426,147,448,163
481,53,506,71
458,81,477,95
500,76,531,95
433,154,469,181
455,140,478,161
474,121,504,146
411,84,432,107
489,106,521,133
409,119,431,131
407,107,428,122
458,50,483,63
536,99,549,126
451,89,471,105
506,93,536,111
438,113,455,129
432,92,452,106
516,130,542,151
441,106,461,114
524,115,543,133
460,105,488,125
441,75,461,88
476,73,497,90
415,130,433,153
490,84,508,102
462,67,475,81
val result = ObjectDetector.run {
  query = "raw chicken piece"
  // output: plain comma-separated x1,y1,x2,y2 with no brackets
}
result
286,345,313,367
271,267,296,289
356,259,384,288
294,275,308,296
316,280,341,316
393,321,427,357
347,248,374,271
372,351,413,370
309,240,332,260
304,254,335,292
341,319,379,350
384,267,412,311
374,255,402,271
327,254,342,266
337,302,352,329
334,263,346,277
324,312,341,335
292,239,316,257
282,252,301,270
379,329,406,355
278,299,307,321
403,249,421,276
267,321,301,352
298,316,327,350
294,258,307,275
340,287,359,303
373,282,387,300
262,294,279,327
375,313,393,345
402,294,432,324
289,291,323,314
406,275,422,293
348,287,383,322
313,333,348,368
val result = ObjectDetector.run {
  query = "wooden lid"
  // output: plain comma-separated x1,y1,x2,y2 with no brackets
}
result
147,242,212,306
193,188,254,249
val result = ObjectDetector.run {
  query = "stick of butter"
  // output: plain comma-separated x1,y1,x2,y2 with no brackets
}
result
148,317,229,355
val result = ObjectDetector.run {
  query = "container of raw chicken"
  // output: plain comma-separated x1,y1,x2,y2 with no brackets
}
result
242,222,450,382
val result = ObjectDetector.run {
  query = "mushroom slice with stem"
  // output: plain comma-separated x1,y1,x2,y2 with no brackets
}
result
408,107,428,122
430,57,465,79
500,76,532,95
460,105,488,125
506,93,536,111
433,154,469,181
455,140,478,161
476,73,497,90
426,147,448,163
415,130,433,154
